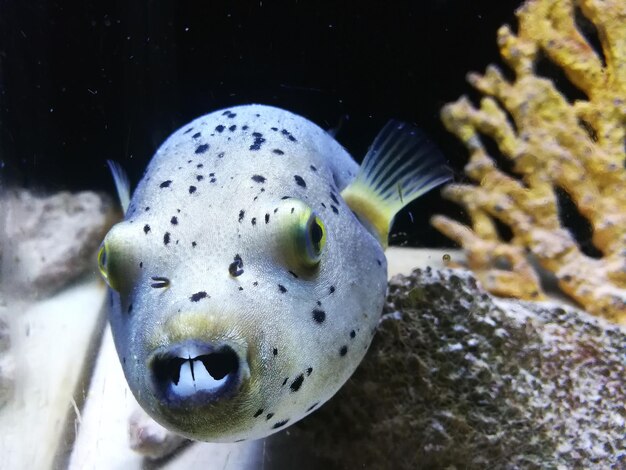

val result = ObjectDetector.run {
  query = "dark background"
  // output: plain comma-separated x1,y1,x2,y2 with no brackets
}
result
0,0,522,247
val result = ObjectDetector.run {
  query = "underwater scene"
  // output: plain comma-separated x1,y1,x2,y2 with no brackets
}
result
0,0,624,468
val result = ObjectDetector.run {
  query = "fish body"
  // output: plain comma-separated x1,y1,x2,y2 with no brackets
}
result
99,104,451,442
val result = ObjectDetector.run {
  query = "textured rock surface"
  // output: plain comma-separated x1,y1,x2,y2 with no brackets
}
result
281,268,626,469
1,189,118,298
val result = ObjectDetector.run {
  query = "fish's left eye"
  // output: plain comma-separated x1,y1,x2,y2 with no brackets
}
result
300,212,327,266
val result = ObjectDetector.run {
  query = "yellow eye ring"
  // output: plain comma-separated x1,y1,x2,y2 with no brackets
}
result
299,211,327,266
97,243,110,284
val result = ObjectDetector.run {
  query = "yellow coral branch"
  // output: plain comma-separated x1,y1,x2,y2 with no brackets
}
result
434,0,626,324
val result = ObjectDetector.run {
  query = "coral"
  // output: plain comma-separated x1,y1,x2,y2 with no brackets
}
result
282,268,626,469
431,0,626,324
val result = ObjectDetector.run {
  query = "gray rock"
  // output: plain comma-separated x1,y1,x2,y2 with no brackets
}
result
279,268,626,469
1,189,118,298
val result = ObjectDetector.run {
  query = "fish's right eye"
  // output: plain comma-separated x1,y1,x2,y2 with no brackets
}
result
97,242,110,285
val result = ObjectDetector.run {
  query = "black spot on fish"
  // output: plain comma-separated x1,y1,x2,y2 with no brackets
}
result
251,217,257,226
321,202,327,208
266,413,274,420
288,270,298,278
163,232,171,245
145,206,150,211
339,345,348,356
143,224,151,234
306,403,319,413
160,180,172,188
254,409,263,418
273,348,278,356
281,129,297,142
127,303,133,314
218,152,225,158
229,125,237,132
350,330,356,339
330,192,339,205
271,127,278,131
170,216,178,225
265,213,270,224
377,259,383,266
215,125,225,133
316,300,322,306
139,262,143,268
238,286,244,291
282,378,288,386
278,284,287,293
250,132,266,151
281,196,291,200
331,205,339,214
196,163,204,169
290,374,304,392
192,132,201,139
310,165,317,171
210,177,216,183
192,241,197,247
272,149,284,155
312,309,326,323
272,419,289,429
196,175,204,181
190,291,208,302
242,125,249,130
238,210,245,222
294,175,306,188
253,281,258,287
189,185,197,194
229,254,244,277
251,175,266,183
329,285,335,294
306,367,313,376
183,127,193,134
195,144,209,154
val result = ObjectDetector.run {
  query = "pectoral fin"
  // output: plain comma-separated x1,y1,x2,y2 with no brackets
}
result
107,160,131,214
341,121,452,248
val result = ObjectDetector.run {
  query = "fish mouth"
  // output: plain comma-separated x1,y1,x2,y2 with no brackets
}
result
149,340,242,406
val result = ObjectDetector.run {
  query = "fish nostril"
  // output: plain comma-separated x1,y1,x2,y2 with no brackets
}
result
151,343,241,403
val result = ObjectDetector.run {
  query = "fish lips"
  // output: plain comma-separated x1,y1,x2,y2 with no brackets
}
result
148,339,244,407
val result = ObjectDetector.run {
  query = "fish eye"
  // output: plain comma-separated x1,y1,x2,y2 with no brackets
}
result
97,242,110,284
300,212,327,266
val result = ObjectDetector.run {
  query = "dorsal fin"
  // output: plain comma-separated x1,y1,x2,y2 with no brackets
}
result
341,121,452,248
106,160,131,214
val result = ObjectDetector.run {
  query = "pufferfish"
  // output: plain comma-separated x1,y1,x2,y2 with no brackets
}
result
98,104,451,442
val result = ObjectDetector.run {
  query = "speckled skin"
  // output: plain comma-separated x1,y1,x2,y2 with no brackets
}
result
105,105,388,442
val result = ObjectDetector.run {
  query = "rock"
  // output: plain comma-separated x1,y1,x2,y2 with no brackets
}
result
279,267,626,469
128,407,189,460
1,189,119,298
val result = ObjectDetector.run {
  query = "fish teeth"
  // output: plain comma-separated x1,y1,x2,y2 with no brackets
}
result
171,359,228,397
